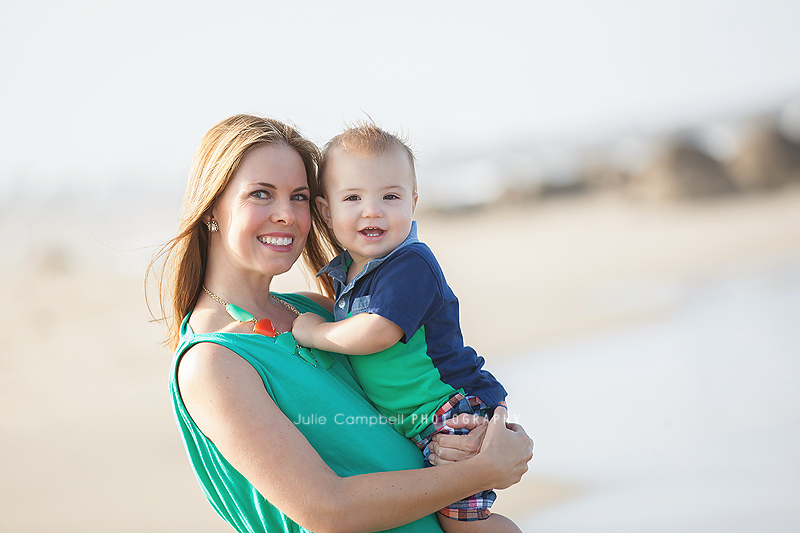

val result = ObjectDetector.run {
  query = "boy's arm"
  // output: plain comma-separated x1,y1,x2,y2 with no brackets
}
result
292,312,403,355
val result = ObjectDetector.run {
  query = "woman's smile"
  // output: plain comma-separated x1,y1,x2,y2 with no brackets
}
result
258,233,295,250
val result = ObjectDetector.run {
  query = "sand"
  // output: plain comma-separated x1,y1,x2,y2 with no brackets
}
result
2,186,799,532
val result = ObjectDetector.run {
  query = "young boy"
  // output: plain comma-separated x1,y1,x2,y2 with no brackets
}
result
292,124,521,533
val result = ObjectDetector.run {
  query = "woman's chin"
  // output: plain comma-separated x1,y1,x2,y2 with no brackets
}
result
264,257,302,277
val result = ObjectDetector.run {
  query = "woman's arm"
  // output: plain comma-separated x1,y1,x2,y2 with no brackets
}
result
178,343,531,533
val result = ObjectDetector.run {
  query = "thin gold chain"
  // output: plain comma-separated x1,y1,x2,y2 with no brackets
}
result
271,294,301,316
201,286,323,367
202,286,300,316
202,286,228,306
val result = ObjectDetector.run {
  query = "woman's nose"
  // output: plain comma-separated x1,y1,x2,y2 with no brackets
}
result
271,199,297,224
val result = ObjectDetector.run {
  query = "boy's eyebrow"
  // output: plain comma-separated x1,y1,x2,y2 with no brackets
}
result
336,184,408,192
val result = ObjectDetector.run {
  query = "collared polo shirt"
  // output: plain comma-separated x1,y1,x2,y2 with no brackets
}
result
318,222,506,437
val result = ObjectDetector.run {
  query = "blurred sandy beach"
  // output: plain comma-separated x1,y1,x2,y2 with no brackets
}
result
1,185,799,532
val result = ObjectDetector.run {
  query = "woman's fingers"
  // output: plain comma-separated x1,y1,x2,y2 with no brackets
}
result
428,424,487,464
427,414,489,464
442,413,488,430
505,422,534,457
426,407,534,490
480,407,533,490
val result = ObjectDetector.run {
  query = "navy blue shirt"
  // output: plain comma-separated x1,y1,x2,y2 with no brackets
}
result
318,222,506,435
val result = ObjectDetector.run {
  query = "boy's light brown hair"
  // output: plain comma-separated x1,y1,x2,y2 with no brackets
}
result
318,122,417,194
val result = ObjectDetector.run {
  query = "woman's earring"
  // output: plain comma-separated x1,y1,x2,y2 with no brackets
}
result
205,219,219,232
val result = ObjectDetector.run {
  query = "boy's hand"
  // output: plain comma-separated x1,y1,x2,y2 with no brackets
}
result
292,312,325,348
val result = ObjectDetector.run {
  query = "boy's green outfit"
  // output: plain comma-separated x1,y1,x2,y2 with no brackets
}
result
318,221,507,521
169,292,442,533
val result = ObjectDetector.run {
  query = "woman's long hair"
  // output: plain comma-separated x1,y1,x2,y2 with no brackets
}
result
147,114,338,350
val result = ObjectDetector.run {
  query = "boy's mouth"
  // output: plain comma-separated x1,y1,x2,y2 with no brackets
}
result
360,227,385,238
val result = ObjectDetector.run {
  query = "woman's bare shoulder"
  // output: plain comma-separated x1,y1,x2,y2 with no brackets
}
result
176,341,276,440
177,341,257,394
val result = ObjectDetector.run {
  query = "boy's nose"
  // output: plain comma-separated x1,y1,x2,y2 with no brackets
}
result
361,200,383,218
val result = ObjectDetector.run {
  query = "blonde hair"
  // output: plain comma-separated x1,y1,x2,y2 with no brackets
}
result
319,121,417,195
148,114,338,349
314,122,417,258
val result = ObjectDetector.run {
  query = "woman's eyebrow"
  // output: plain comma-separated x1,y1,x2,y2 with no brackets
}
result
251,183,309,193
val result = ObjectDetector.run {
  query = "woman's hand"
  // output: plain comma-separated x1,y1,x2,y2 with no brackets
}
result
475,407,533,490
429,408,533,490
427,414,488,465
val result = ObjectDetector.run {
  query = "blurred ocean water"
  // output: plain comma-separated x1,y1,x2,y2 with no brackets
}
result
501,256,800,532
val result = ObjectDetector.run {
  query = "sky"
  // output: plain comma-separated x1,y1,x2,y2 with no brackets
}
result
2,0,799,200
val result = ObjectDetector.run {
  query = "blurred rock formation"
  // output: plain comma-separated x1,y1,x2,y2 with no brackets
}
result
422,94,800,212
726,123,800,190
582,164,629,191
627,142,736,201
494,180,544,207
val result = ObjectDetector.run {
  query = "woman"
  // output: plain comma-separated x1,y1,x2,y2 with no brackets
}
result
151,114,532,533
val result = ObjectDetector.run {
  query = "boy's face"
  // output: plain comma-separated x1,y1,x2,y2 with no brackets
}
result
317,146,418,267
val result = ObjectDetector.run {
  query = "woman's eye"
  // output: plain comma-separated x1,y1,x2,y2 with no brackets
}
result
251,190,270,200
292,193,309,202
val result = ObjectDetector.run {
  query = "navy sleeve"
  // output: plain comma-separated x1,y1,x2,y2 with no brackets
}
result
365,248,444,343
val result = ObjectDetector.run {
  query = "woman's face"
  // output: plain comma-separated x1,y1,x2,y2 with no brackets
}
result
210,142,311,279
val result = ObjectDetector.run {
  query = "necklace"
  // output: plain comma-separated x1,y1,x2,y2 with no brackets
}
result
202,286,333,369
203,286,282,336
203,286,299,336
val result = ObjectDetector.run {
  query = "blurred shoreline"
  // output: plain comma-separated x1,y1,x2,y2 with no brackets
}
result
496,253,800,532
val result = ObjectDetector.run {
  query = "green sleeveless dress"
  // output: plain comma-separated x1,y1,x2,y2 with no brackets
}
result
169,292,442,533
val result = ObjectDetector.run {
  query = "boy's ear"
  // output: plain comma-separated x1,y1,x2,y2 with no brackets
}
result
412,193,418,214
316,196,333,228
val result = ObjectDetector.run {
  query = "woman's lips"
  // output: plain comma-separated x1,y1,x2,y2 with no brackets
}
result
258,235,294,250
258,235,293,246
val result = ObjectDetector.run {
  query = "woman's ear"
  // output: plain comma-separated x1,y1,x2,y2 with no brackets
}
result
316,196,333,228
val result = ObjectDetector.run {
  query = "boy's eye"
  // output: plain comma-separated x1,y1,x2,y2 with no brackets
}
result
344,195,360,201
384,193,400,200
